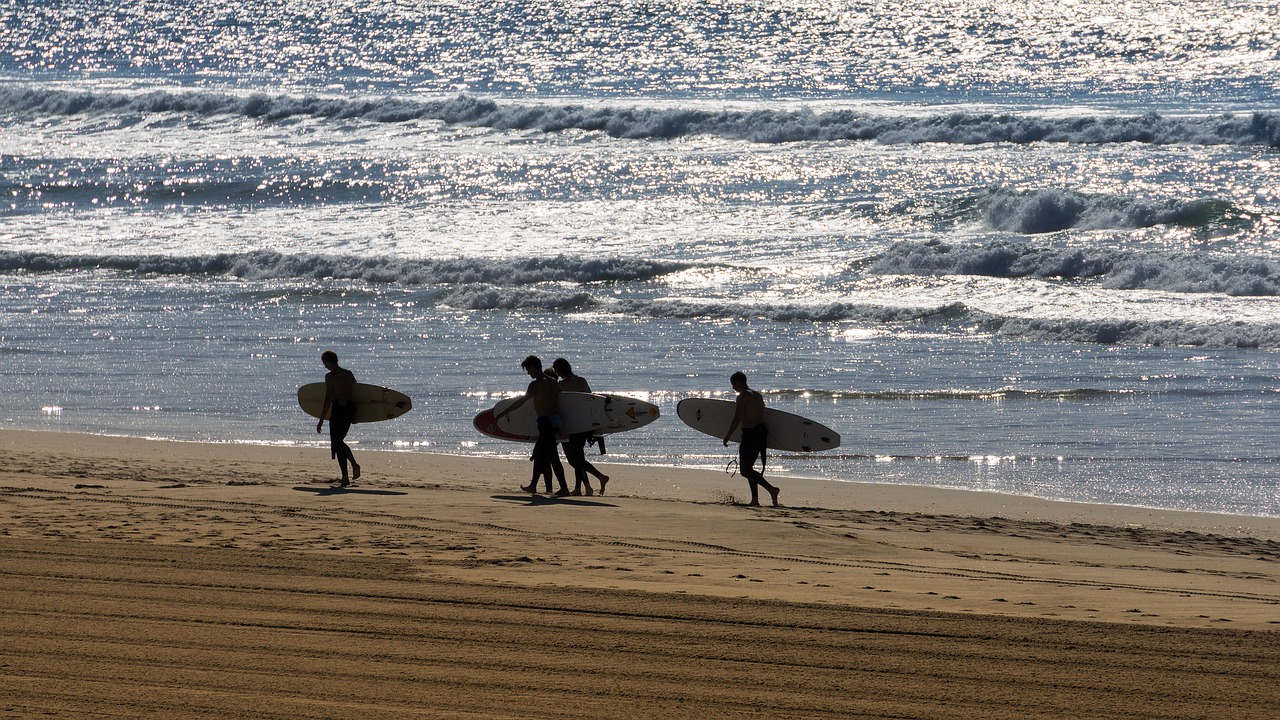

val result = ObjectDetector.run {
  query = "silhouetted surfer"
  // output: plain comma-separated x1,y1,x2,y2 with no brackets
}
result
497,355,569,496
552,357,610,496
723,371,779,507
316,350,361,486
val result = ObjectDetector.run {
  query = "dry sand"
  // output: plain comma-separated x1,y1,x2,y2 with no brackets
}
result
2,428,1279,718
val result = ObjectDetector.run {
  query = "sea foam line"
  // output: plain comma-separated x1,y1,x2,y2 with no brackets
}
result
3,86,1278,147
0,250,688,286
868,240,1280,297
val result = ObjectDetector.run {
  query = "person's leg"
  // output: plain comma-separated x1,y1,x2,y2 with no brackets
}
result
330,409,354,485
536,417,569,494
549,450,568,494
740,428,778,506
575,433,608,490
587,436,610,495
565,434,590,495
740,442,762,505
527,433,552,493
532,417,566,493
521,464,540,494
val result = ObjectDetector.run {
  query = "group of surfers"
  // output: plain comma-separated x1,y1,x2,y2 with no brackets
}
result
314,352,782,507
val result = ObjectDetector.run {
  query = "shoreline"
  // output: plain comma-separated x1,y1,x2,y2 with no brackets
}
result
6,426,1280,537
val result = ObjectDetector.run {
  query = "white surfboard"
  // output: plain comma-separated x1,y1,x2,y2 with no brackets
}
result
297,382,413,424
493,391,610,436
598,393,661,434
676,397,840,452
478,392,660,443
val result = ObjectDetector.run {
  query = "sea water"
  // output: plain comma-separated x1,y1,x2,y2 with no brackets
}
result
2,1,1278,516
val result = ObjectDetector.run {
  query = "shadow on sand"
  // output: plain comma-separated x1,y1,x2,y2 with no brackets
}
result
491,494,617,508
293,485,409,497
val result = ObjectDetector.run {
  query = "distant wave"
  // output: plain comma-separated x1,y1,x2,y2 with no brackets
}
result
869,240,1280,296
620,298,958,324
622,299,1280,348
989,316,1279,349
3,86,1277,147
5,249,1279,348
436,284,597,311
977,189,1244,234
0,166,390,211
0,250,689,285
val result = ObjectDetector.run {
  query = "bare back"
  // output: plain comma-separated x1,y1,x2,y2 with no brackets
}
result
736,388,766,428
526,375,561,417
558,374,591,394
326,368,357,403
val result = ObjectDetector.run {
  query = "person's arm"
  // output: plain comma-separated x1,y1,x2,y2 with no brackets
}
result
496,394,530,421
317,376,334,433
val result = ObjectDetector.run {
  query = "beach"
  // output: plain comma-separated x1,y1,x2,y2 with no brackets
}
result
5,1,1280,717
3,429,1279,719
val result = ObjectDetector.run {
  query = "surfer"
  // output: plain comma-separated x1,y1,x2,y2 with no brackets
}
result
496,355,569,496
316,350,361,487
551,358,610,496
723,371,780,507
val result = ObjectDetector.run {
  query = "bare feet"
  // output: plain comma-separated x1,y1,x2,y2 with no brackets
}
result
351,465,361,481
584,485,594,496
521,483,538,494
555,488,571,497
769,487,781,507
598,476,608,496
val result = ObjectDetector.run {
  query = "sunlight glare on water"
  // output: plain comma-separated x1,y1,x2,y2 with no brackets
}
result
2,0,1280,516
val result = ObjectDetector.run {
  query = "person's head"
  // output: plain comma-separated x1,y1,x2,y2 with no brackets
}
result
730,371,748,391
521,355,543,377
321,350,339,368
551,358,573,377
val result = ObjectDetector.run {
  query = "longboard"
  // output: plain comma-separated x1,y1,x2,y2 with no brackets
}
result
598,393,661,434
493,391,610,436
476,393,660,443
676,397,839,452
473,407,537,442
297,382,413,423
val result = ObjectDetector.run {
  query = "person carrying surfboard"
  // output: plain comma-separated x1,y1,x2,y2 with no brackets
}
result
723,372,780,507
551,358,610,496
316,350,361,487
496,355,570,496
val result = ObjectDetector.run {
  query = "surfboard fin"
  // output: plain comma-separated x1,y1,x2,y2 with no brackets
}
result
590,435,607,455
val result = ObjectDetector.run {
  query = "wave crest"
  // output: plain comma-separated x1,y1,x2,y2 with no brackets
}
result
980,189,1241,234
4,86,1278,147
869,240,1279,296
0,250,689,286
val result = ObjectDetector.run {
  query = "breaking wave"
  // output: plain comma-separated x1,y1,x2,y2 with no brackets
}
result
0,250,689,286
6,249,1279,348
4,86,1278,147
622,299,1280,348
988,316,1279,349
977,189,1244,234
869,240,1280,296
435,284,596,311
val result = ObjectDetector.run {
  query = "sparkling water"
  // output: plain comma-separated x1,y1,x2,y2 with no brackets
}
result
2,1,1278,516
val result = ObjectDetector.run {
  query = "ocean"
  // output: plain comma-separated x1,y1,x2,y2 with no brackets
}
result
2,0,1278,516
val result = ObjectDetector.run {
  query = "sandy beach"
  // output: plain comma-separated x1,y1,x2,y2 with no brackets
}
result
3,428,1279,718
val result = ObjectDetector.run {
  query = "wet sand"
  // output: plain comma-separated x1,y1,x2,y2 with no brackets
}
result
3,429,1279,718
